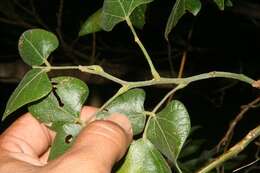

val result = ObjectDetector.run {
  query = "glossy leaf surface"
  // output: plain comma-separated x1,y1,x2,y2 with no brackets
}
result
49,122,82,160
164,0,201,40
29,76,88,123
3,69,52,120
96,89,146,135
147,100,190,171
79,9,102,36
101,0,153,31
117,139,171,173
18,29,59,66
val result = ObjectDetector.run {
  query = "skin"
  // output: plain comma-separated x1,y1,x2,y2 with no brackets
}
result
0,106,133,173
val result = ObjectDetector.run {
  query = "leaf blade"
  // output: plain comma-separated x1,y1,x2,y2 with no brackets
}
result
79,9,102,36
117,139,171,173
101,0,153,31
3,69,52,120
18,29,59,66
96,89,146,135
147,100,191,171
28,76,89,123
164,0,201,40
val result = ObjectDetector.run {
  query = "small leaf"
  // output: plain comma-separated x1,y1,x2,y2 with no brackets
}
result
116,139,171,173
164,0,201,40
130,5,147,29
18,29,59,66
225,0,233,7
214,0,225,10
147,100,191,172
101,0,153,31
79,9,102,36
3,69,52,120
49,122,82,160
96,89,146,135
29,76,88,123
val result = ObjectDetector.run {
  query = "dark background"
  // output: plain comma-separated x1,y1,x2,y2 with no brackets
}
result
0,0,260,171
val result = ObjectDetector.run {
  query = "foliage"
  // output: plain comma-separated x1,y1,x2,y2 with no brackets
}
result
2,0,260,173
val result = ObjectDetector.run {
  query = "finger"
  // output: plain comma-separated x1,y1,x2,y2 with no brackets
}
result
45,114,133,173
79,106,97,123
0,113,53,158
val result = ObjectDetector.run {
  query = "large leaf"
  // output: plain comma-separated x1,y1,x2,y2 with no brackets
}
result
96,89,146,135
146,100,190,172
18,29,59,66
164,0,201,40
79,9,102,36
28,76,89,123
49,122,82,160
117,139,171,173
101,0,153,31
3,69,52,120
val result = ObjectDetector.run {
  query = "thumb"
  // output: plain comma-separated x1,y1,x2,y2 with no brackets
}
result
45,114,133,173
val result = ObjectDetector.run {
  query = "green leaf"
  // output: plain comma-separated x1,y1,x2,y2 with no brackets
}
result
101,0,153,31
117,139,171,173
29,76,89,123
130,5,147,29
49,122,82,160
164,0,201,40
96,89,146,135
18,29,59,66
146,100,190,172
79,9,102,36
225,0,233,7
3,69,52,120
214,0,225,10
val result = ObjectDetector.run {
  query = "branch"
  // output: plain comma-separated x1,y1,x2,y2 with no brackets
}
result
218,96,260,149
196,125,260,173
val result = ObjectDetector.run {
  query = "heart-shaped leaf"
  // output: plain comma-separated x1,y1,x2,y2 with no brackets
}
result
18,29,59,66
164,0,201,40
79,9,102,36
3,69,52,120
146,100,190,172
96,89,146,135
116,139,171,173
28,76,89,123
101,0,153,31
49,122,82,160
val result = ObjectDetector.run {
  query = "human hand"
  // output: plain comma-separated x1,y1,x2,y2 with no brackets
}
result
0,106,133,173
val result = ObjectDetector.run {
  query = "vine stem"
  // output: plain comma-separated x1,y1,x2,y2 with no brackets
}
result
196,125,260,173
125,17,160,80
33,65,256,89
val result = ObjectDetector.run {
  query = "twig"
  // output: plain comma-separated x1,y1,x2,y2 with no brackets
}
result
217,96,260,149
126,17,160,80
196,125,260,173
